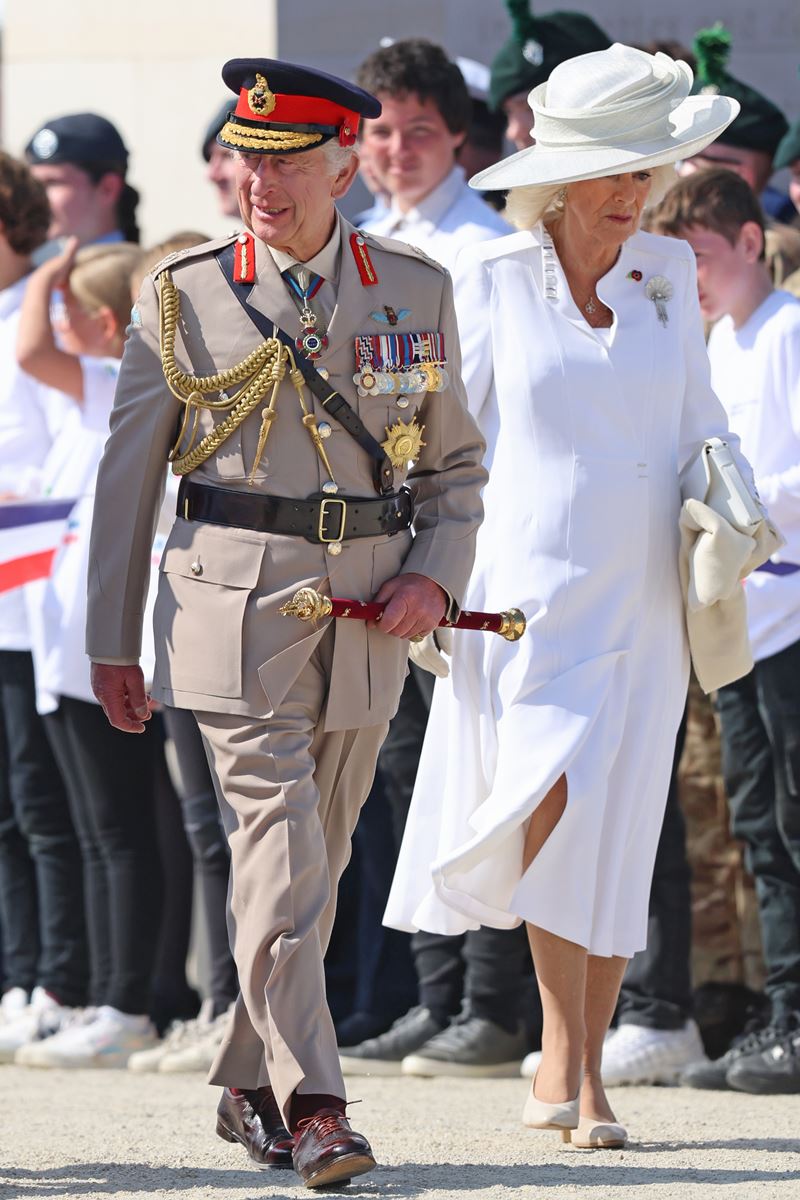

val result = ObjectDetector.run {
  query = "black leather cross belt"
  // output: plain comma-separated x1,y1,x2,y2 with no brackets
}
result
177,478,413,545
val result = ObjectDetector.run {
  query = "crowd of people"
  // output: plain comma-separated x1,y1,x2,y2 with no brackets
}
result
0,1,799,1170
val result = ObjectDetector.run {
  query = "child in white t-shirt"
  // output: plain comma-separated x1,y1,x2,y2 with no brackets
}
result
652,168,800,1095
16,238,165,1066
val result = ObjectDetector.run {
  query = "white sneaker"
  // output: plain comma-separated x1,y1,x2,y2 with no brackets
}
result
15,1005,157,1068
0,987,76,1062
0,987,29,1024
127,999,219,1073
520,1049,542,1078
159,1003,233,1073
601,1020,708,1086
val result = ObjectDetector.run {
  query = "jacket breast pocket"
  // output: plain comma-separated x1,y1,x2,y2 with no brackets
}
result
153,520,266,699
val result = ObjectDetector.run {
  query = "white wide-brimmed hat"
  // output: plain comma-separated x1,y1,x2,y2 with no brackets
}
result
470,42,740,191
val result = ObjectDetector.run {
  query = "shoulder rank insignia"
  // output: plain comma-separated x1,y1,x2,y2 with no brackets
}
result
382,417,426,469
371,305,411,325
234,231,255,284
350,232,379,287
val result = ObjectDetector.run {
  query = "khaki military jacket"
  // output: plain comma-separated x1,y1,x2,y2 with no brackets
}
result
86,211,487,730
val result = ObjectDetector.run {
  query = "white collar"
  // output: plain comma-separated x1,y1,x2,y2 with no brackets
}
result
387,165,466,230
267,214,342,281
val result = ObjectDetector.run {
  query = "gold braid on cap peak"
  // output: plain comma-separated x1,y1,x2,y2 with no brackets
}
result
219,121,323,152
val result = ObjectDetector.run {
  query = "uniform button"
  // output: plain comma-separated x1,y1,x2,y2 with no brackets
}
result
318,421,332,438
322,480,339,494
237,233,248,244
190,560,203,576
396,397,410,409
317,366,329,380
327,542,342,556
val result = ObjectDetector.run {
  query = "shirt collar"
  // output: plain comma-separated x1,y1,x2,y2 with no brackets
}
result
267,214,342,282
387,165,466,232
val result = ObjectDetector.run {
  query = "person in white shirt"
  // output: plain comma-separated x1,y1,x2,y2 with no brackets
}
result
0,152,87,1062
653,168,800,1095
355,38,510,271
13,237,162,1069
340,38,533,1084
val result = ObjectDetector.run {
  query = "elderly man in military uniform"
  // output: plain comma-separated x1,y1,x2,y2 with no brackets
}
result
87,58,486,1189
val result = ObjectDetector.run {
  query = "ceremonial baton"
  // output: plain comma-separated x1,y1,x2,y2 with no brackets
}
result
279,587,527,642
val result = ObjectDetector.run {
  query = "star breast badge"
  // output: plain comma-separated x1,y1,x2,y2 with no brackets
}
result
382,417,426,468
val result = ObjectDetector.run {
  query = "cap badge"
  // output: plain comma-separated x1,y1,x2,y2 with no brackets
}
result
32,128,58,159
248,73,277,117
522,39,544,67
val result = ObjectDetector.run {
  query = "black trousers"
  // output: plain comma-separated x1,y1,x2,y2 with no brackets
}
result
716,638,800,1019
0,650,86,1005
163,706,238,1014
44,696,161,1016
150,718,197,1030
380,666,537,1034
617,706,692,1029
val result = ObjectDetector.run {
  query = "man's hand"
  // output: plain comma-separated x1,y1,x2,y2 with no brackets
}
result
91,663,152,733
369,572,447,640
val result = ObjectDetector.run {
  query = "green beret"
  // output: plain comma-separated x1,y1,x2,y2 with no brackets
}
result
691,24,788,158
775,119,800,170
489,1,611,111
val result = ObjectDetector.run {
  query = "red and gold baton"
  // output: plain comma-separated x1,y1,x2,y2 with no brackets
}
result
279,587,526,641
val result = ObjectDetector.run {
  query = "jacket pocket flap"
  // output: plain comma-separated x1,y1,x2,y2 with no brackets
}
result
159,521,265,589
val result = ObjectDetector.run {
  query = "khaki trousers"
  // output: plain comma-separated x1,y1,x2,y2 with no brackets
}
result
195,630,388,1125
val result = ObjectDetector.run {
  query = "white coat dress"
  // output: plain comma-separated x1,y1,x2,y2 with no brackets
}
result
385,223,744,959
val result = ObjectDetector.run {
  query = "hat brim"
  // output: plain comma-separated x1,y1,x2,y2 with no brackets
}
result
470,94,740,191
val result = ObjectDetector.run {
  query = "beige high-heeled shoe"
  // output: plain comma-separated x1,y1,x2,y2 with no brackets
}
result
522,1073,580,1138
566,1117,628,1149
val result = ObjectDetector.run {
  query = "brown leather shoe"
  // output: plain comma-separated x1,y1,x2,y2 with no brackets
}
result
215,1087,294,1169
292,1108,377,1188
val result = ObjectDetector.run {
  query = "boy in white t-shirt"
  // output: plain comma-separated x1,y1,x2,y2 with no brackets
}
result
654,168,800,1096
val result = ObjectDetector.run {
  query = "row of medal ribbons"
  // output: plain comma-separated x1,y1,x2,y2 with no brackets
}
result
353,331,448,398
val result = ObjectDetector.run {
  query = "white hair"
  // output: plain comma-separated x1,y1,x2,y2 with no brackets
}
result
504,163,678,231
321,140,358,176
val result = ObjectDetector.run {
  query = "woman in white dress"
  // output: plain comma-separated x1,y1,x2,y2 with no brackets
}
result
385,44,760,1147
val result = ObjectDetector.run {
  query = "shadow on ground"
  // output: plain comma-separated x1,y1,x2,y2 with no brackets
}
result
2,1152,799,1199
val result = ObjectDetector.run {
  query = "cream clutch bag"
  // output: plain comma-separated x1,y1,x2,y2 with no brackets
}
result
681,437,764,533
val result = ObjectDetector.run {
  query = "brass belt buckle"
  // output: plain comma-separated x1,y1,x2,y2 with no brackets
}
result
318,497,347,544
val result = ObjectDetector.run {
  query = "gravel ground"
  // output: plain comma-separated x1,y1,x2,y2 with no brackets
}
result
1,1066,799,1199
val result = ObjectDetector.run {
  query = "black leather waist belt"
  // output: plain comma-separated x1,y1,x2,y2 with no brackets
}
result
177,478,413,545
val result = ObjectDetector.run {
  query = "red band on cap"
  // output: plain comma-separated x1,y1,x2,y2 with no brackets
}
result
235,90,360,140
350,233,378,287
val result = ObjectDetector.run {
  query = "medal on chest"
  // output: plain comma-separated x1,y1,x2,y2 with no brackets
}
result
286,267,329,360
353,331,448,397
